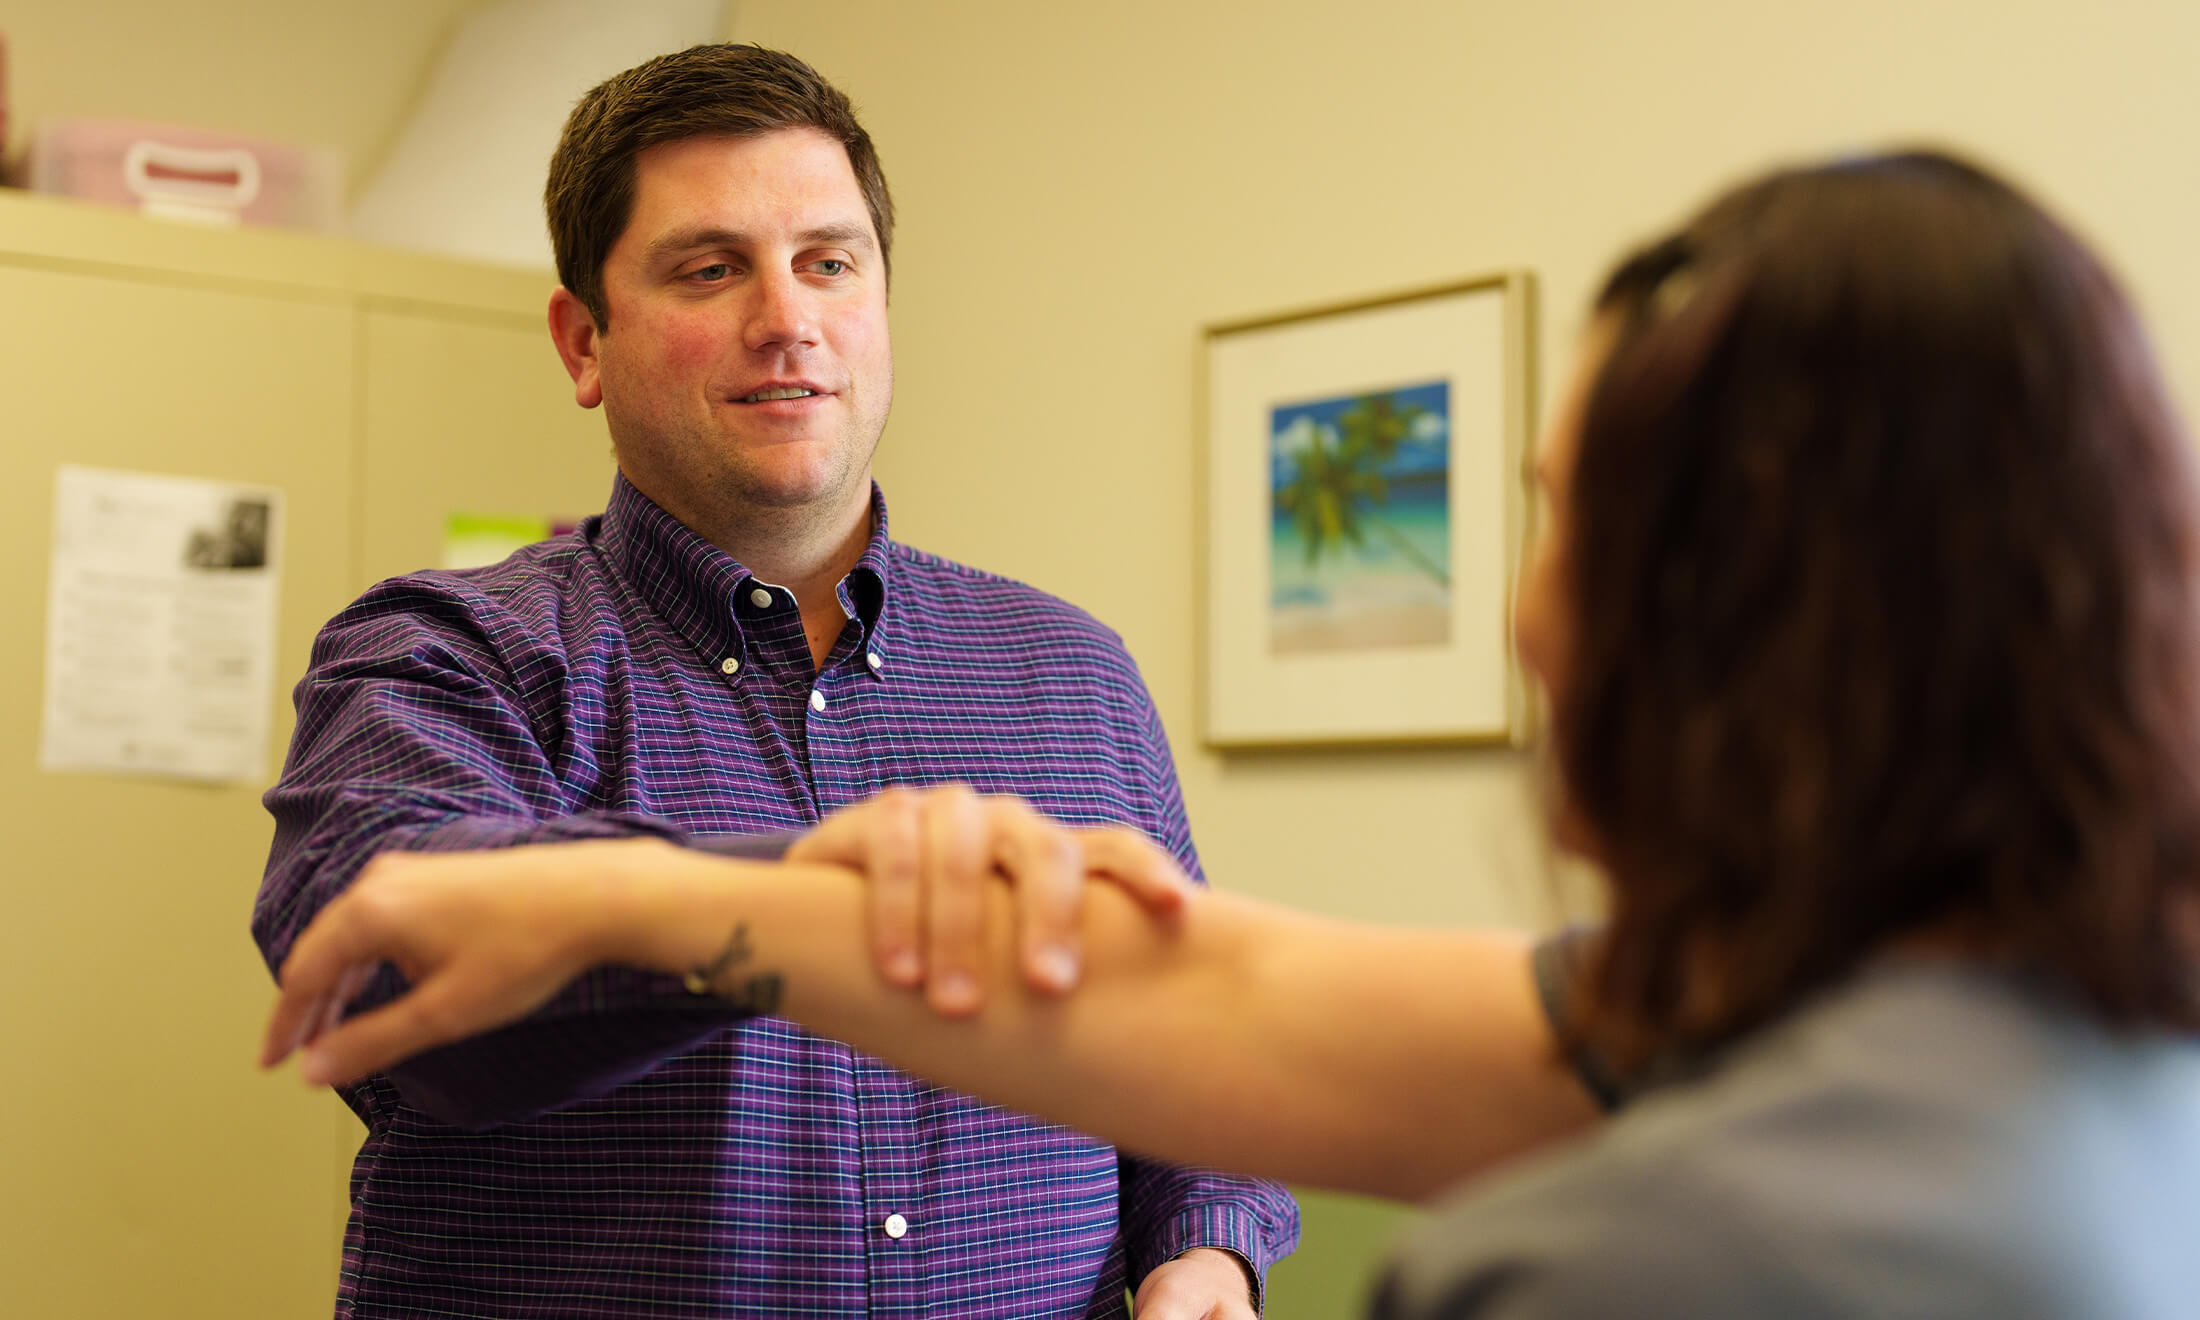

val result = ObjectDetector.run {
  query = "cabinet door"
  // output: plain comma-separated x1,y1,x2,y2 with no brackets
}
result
0,264,356,1319
359,304,616,587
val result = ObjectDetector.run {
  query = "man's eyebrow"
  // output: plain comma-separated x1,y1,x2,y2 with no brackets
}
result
644,227,743,264
644,223,877,265
797,223,877,251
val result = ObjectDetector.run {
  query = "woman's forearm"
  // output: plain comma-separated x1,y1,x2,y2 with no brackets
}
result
615,845,1601,1200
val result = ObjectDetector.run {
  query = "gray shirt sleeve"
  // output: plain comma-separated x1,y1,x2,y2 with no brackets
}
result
1530,925,1631,1113
1373,964,2200,1320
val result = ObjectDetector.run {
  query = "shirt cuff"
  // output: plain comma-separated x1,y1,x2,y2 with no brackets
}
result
688,829,804,861
1140,1208,1274,1314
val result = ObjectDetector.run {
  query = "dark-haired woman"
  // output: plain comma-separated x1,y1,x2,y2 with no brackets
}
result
265,150,2200,1317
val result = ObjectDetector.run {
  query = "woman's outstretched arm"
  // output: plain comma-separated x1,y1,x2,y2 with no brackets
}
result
264,833,1599,1201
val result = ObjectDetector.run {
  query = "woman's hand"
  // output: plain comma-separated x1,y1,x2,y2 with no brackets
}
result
258,837,664,1086
788,787,1192,1014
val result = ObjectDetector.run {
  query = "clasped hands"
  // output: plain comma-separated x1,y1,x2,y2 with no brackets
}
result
259,787,1193,1089
788,784,1192,1011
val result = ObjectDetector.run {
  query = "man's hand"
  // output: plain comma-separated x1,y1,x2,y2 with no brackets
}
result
1133,1248,1260,1319
786,786,1192,1016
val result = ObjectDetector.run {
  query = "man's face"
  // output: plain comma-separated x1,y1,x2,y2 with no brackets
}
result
556,128,893,536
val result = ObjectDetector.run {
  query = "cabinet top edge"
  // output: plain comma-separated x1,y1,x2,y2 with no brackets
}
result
0,189,556,320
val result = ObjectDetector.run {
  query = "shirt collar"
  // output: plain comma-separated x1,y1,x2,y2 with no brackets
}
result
592,474,893,665
842,487,893,637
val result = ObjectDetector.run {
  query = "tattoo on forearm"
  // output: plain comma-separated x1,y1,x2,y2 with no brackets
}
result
684,921,753,994
682,920,786,1014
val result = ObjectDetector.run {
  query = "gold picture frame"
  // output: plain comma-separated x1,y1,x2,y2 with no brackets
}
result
1200,272,1538,748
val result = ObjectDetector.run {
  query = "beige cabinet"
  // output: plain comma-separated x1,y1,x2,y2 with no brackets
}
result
0,191,610,1317
361,306,614,585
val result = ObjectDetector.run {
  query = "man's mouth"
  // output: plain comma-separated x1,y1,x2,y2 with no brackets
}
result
738,387,821,403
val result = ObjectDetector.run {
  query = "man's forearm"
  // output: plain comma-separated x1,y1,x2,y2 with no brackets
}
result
379,981,745,1127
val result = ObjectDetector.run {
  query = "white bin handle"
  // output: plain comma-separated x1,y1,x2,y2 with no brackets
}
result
122,140,262,224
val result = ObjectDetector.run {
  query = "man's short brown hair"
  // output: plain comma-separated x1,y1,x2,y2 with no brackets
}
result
545,43,894,328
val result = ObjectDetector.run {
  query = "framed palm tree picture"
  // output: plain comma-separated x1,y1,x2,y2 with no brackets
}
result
1202,272,1537,747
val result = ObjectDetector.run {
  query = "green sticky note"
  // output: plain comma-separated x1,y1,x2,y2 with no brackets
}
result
442,513,553,570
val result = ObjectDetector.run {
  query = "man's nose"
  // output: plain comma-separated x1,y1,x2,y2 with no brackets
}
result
742,269,820,353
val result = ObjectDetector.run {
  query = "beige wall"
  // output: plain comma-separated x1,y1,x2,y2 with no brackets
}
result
727,0,2200,933
0,189,613,1317
4,0,482,197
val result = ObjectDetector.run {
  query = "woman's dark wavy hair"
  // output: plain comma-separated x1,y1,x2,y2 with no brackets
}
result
1560,150,2200,1071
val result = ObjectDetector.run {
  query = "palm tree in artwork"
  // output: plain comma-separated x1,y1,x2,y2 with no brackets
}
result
1275,391,1450,586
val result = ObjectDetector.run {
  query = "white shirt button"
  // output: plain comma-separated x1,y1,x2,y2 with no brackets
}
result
748,587,774,609
719,657,740,675
882,1213,908,1239
809,689,827,713
865,651,883,671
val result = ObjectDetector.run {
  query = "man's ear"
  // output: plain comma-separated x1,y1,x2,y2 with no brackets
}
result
548,287,605,409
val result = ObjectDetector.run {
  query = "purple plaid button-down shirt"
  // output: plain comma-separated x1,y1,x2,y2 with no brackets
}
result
253,476,1299,1318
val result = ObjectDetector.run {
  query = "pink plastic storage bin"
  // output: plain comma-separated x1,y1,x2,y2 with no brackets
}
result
28,117,342,231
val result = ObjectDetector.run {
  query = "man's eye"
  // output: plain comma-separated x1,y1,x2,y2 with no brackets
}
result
691,263,732,282
813,259,848,277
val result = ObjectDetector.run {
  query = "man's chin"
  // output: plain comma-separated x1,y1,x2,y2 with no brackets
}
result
723,464,868,514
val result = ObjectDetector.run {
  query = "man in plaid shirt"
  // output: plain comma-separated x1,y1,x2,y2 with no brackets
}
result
253,41,1295,1320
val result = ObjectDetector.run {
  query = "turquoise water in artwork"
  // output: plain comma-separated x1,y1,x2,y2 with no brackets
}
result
1269,478,1450,604
1267,380,1452,652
